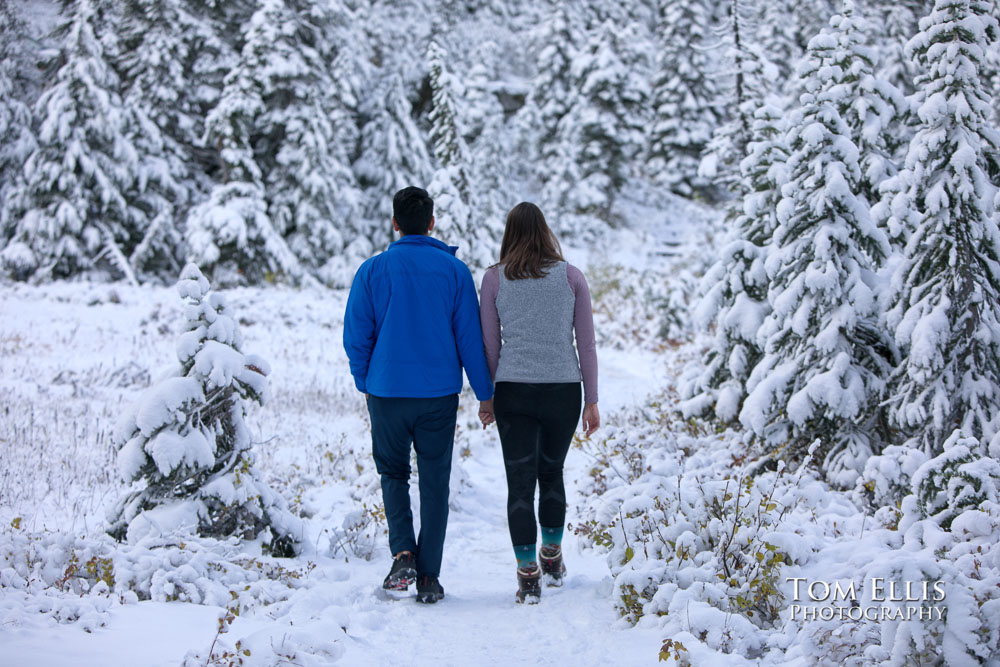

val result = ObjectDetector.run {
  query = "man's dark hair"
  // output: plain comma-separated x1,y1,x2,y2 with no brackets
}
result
392,187,434,235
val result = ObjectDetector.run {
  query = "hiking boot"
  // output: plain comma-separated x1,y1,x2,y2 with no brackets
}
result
539,545,566,587
382,552,417,591
516,565,541,604
416,574,445,604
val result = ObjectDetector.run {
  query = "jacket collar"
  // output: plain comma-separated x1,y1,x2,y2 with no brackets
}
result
391,234,458,256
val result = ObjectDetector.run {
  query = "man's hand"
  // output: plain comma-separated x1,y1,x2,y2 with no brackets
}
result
582,403,600,437
479,398,495,429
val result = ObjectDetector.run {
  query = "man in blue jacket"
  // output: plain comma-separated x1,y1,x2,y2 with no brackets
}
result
343,186,494,604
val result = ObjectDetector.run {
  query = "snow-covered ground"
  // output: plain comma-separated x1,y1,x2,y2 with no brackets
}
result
0,207,692,665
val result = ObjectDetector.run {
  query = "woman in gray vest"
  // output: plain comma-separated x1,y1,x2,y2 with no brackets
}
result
478,201,600,604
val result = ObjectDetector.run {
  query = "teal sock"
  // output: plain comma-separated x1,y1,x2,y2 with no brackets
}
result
513,544,537,569
540,526,564,548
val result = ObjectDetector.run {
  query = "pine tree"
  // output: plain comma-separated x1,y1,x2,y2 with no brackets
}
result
557,18,648,224
109,264,301,554
647,0,723,198
756,0,838,96
830,1,908,221
185,0,302,285
2,0,141,282
251,0,365,287
739,27,892,485
524,2,584,210
0,1,37,267
426,39,475,249
113,0,213,280
354,69,434,248
683,104,789,422
463,50,516,237
882,0,1000,455
700,0,776,194
913,430,1000,530
878,2,927,97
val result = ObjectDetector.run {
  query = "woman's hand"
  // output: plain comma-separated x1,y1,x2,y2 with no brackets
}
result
582,403,600,437
479,399,495,429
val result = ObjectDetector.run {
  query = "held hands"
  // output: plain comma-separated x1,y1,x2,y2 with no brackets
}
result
479,398,495,429
582,403,600,438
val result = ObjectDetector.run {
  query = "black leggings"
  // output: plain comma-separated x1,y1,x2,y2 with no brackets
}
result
494,382,582,547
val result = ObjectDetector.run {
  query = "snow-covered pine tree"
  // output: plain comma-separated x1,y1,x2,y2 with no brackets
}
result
523,2,584,209
113,0,208,281
757,0,839,96
426,38,495,266
185,1,302,286
699,0,776,194
116,0,222,162
109,263,301,555
739,25,892,486
647,0,723,199
250,0,365,288
754,0,803,89
0,1,37,267
2,0,142,282
829,1,907,223
556,17,648,225
354,69,434,248
463,44,517,237
877,1,928,97
682,104,789,422
882,0,1000,455
912,429,1000,530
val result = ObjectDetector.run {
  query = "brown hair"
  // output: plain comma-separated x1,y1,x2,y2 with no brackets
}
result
496,202,565,280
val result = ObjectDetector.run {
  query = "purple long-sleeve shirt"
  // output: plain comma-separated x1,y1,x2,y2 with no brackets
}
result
479,262,598,404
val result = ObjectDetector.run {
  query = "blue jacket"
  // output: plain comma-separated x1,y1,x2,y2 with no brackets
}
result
343,234,494,400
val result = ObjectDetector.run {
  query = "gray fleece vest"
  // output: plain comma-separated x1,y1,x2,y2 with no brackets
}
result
495,261,582,384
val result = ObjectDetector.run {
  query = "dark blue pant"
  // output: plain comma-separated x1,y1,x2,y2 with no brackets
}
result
367,394,459,577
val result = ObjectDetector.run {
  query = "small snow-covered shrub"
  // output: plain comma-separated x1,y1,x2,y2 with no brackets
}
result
0,526,313,624
911,430,1000,531
853,444,929,518
328,497,384,560
829,477,1000,664
575,397,815,659
107,264,301,555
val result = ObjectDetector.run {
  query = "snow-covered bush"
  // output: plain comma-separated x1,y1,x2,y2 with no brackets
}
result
911,430,1000,531
107,264,301,555
853,444,929,519
827,432,1000,665
1,525,312,620
575,395,815,659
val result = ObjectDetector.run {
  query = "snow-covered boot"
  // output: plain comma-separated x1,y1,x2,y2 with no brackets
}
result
382,552,417,591
416,574,445,604
516,565,541,604
539,545,566,587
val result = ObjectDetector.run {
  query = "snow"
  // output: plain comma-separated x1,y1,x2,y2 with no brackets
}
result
133,376,203,436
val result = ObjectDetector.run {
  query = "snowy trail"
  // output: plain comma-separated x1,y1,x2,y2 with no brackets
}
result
287,344,667,665
323,436,663,666
320,461,658,665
